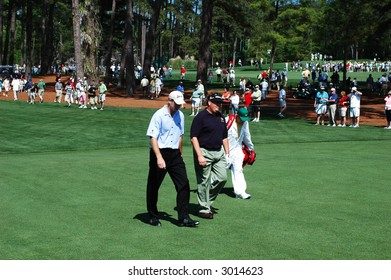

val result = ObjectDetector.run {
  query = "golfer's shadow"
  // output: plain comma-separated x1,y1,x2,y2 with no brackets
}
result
134,202,201,226
191,186,235,198
219,187,235,198
133,211,177,226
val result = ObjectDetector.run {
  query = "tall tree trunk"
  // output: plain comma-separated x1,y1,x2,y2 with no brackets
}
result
124,0,135,96
141,18,146,66
118,0,131,88
221,30,225,66
41,3,55,74
104,0,117,83
342,47,347,90
2,1,12,64
196,0,214,95
0,0,3,65
143,0,164,78
269,42,276,90
39,2,47,70
232,36,237,68
25,0,33,79
83,1,100,82
20,0,26,66
72,0,84,80
8,1,16,66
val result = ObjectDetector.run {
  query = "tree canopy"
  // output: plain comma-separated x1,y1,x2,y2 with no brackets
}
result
1,0,390,90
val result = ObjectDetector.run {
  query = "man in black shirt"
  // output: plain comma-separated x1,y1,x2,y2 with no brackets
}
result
190,93,230,219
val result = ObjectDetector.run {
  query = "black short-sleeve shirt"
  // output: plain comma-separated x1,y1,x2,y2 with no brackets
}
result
190,109,228,150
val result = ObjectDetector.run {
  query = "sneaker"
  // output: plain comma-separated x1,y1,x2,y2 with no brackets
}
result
385,126,390,129
337,124,342,127
354,124,359,128
332,124,336,127
327,124,331,126
235,193,252,199
349,125,354,127
189,113,194,116
100,108,104,111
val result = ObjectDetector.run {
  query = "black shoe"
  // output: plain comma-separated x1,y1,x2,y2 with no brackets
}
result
149,217,161,227
178,217,200,227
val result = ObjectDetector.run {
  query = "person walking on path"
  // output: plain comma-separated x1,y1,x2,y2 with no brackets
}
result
98,80,107,110
384,91,391,129
278,85,287,118
348,87,362,128
37,79,46,103
146,90,199,227
54,78,63,103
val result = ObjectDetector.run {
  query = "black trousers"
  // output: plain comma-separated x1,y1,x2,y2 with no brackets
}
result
146,148,190,221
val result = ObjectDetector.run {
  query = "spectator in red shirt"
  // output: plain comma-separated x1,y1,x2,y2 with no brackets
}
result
337,90,349,127
243,88,253,118
180,65,186,80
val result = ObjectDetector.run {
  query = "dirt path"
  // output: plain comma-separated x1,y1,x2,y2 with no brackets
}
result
1,75,387,127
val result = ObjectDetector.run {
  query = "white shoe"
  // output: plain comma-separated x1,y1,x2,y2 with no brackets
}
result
342,124,346,127
332,124,336,127
189,113,194,116
235,193,252,199
327,124,331,126
337,124,342,127
349,125,354,127
354,124,359,128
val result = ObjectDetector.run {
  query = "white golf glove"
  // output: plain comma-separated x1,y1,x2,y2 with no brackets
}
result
225,154,232,169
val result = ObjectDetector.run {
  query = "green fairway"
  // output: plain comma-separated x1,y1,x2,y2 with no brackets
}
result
1,100,390,260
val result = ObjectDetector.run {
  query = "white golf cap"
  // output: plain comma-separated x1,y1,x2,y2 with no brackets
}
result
168,90,186,105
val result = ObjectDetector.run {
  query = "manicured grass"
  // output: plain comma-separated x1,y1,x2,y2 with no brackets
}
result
1,100,390,260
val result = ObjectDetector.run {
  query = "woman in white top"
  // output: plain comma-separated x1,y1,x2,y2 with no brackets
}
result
230,90,240,114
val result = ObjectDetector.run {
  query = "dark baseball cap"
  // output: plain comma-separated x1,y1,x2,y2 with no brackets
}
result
208,93,223,104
